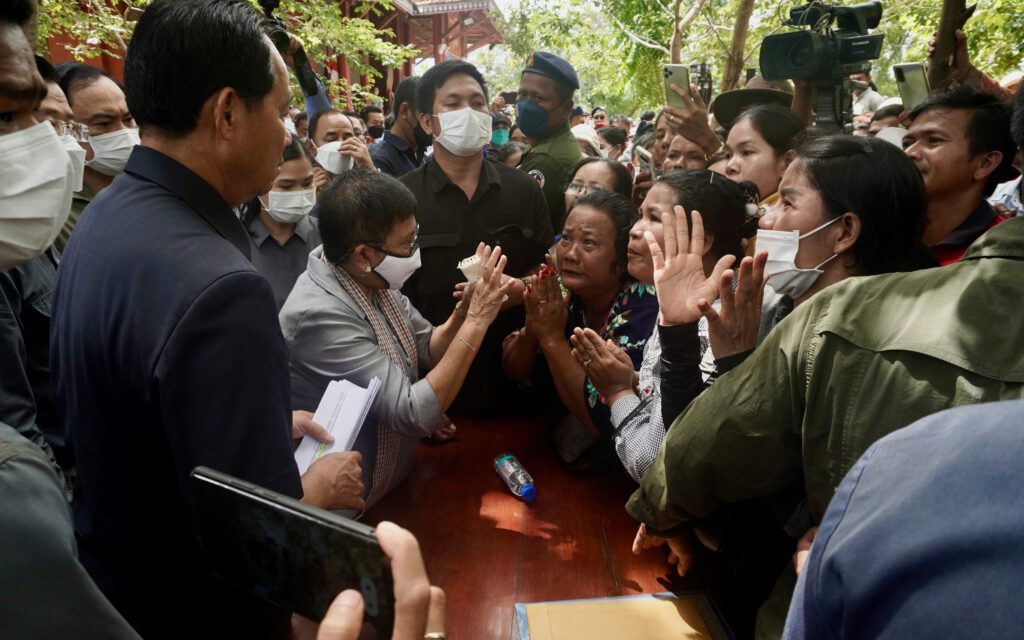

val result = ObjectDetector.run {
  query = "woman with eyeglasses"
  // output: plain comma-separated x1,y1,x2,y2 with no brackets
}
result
563,157,633,215
502,190,658,461
280,169,511,509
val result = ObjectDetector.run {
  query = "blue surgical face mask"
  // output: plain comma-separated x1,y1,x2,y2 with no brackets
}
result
515,99,553,138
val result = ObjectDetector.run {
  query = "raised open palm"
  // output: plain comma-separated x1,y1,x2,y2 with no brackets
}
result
644,206,734,325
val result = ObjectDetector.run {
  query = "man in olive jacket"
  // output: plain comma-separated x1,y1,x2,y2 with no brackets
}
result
630,214,1024,638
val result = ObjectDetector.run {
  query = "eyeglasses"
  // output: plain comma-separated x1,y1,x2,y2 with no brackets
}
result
49,120,89,141
363,223,420,257
564,182,593,196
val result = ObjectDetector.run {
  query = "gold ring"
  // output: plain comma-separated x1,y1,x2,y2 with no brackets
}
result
582,358,592,368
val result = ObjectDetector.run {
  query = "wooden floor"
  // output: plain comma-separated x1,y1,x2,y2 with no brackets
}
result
365,411,729,639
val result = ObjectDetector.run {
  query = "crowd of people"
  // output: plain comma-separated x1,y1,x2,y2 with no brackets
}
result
3,0,1024,638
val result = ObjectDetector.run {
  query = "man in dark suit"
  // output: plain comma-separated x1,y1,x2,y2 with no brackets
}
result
50,2,363,638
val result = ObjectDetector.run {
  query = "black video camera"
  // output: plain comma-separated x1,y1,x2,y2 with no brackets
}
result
259,0,319,98
759,1,884,130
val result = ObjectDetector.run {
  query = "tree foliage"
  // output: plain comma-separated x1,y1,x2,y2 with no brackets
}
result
483,0,1023,115
474,0,655,115
36,0,417,105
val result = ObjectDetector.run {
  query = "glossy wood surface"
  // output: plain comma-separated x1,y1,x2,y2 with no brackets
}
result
365,412,728,639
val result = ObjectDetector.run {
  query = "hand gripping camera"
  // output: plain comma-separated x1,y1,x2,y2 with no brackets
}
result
260,0,319,98
759,1,885,130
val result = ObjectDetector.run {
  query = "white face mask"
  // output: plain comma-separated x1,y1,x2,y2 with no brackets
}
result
0,122,74,270
60,134,86,192
756,217,840,299
315,140,353,175
261,188,315,225
434,107,491,157
86,127,140,176
372,247,421,290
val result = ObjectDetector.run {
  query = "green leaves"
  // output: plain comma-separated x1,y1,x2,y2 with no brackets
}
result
477,0,1022,115
37,0,416,107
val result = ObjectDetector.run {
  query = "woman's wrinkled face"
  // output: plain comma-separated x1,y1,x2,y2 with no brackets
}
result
628,183,676,284
724,117,788,199
555,204,622,298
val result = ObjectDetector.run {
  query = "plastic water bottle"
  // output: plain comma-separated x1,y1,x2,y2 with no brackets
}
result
494,453,536,502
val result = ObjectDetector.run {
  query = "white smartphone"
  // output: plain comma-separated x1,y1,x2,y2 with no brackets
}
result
893,63,931,111
663,64,691,108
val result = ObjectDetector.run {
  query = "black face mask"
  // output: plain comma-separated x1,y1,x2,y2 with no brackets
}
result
413,122,433,150
367,125,385,140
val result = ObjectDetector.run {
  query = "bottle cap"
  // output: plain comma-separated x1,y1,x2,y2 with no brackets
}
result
521,483,536,502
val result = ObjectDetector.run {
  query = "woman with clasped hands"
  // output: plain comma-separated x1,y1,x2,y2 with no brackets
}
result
280,169,512,510
501,190,658,441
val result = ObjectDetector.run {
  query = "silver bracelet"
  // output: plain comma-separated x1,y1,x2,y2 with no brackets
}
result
456,335,477,353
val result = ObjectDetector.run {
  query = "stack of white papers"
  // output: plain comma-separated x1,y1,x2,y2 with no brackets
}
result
293,377,381,475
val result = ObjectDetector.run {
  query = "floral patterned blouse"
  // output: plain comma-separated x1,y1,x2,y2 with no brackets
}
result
565,279,660,437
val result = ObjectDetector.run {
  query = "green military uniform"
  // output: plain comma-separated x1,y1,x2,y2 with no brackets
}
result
518,122,581,231
627,218,1024,639
54,186,94,255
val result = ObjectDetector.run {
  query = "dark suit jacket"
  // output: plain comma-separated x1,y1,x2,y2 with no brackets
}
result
51,146,301,639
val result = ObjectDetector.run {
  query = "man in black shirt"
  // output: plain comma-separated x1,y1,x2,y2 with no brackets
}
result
400,60,553,409
370,76,430,177
50,2,363,637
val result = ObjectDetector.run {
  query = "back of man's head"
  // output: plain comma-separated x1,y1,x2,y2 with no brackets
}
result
416,60,488,116
870,103,903,123
125,0,275,137
909,85,1015,196
34,55,58,84
391,77,419,119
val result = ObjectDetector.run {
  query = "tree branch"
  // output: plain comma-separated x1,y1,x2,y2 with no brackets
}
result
608,14,672,56
651,0,676,20
678,0,710,34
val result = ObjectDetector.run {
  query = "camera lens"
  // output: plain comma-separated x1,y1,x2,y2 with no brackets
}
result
787,42,812,69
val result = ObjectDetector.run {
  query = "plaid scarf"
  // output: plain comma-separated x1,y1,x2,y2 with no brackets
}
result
324,256,418,509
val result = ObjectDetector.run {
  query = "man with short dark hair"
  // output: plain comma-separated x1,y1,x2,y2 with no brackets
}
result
902,85,1016,264
360,103,385,138
56,62,138,192
51,1,364,637
53,62,139,249
516,51,583,230
292,110,308,139
0,2,140,637
400,60,553,409
635,109,656,138
569,105,585,127
1,56,79,478
370,76,430,177
308,107,375,182
868,102,903,135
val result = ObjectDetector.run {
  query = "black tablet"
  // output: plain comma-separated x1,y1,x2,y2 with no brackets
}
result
191,466,393,636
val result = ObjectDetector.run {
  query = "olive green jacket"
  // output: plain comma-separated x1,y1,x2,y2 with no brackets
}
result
628,217,1024,534
518,122,582,231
